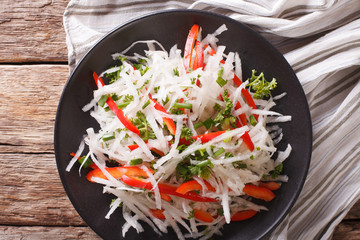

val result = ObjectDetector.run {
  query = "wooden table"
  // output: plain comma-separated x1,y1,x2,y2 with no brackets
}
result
0,0,359,239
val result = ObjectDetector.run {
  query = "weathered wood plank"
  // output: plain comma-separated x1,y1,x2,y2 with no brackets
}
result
0,65,69,153
332,221,360,240
0,0,68,62
0,153,84,225
0,226,100,240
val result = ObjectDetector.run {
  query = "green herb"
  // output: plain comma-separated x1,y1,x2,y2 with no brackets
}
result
271,163,283,179
154,86,160,93
232,161,247,169
181,127,193,141
193,122,204,129
114,94,134,109
216,67,228,87
111,93,121,101
77,156,93,168
102,132,115,142
110,198,123,207
250,155,255,160
142,99,151,109
213,90,233,128
190,77,196,85
247,69,277,99
172,102,192,110
217,208,224,216
203,118,215,130
225,152,234,158
187,210,195,219
105,66,124,84
117,56,127,62
173,67,179,76
162,95,169,106
98,95,109,107
129,158,143,166
249,115,257,126
132,111,156,141
213,147,225,157
176,150,214,181
190,159,214,179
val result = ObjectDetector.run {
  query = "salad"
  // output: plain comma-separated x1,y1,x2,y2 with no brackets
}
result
67,24,292,240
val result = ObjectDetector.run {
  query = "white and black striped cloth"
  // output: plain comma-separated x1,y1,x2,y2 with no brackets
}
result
63,1,360,239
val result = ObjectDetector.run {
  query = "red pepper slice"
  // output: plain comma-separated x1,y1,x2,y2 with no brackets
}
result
179,130,226,145
193,41,204,70
150,209,166,219
241,88,258,121
243,184,275,202
233,73,259,121
148,94,176,135
204,45,225,64
193,130,226,143
184,24,199,71
93,72,140,135
86,166,153,182
231,210,257,221
194,208,213,223
235,101,247,126
232,73,242,88
176,180,216,195
258,181,281,191
120,175,217,202
160,193,172,202
240,131,254,152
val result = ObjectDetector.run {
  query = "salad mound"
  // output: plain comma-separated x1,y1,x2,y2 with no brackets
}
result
67,24,292,240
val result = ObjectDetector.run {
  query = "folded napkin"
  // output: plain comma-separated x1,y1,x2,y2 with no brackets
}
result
63,1,360,239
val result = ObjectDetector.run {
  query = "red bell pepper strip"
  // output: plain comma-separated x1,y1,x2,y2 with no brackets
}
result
93,72,140,135
204,45,225,64
243,184,275,202
127,144,140,151
232,73,242,88
184,24,199,71
160,193,172,202
233,74,259,121
150,209,166,219
258,181,281,191
194,208,213,223
179,130,226,145
193,130,226,143
231,210,257,221
240,131,254,152
86,166,153,182
176,180,216,195
148,94,177,135
193,41,204,70
241,88,258,121
120,175,217,202
235,101,247,126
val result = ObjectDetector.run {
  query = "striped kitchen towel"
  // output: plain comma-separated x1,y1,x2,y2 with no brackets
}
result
63,0,360,239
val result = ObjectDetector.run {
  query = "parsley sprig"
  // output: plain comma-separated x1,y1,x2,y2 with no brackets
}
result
247,69,277,99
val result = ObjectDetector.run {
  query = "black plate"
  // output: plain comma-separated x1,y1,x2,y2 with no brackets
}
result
54,9,312,240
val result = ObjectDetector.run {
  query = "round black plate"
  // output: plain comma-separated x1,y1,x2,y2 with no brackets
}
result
54,9,312,240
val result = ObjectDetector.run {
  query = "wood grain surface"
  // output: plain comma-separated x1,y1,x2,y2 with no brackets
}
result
0,0,358,239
